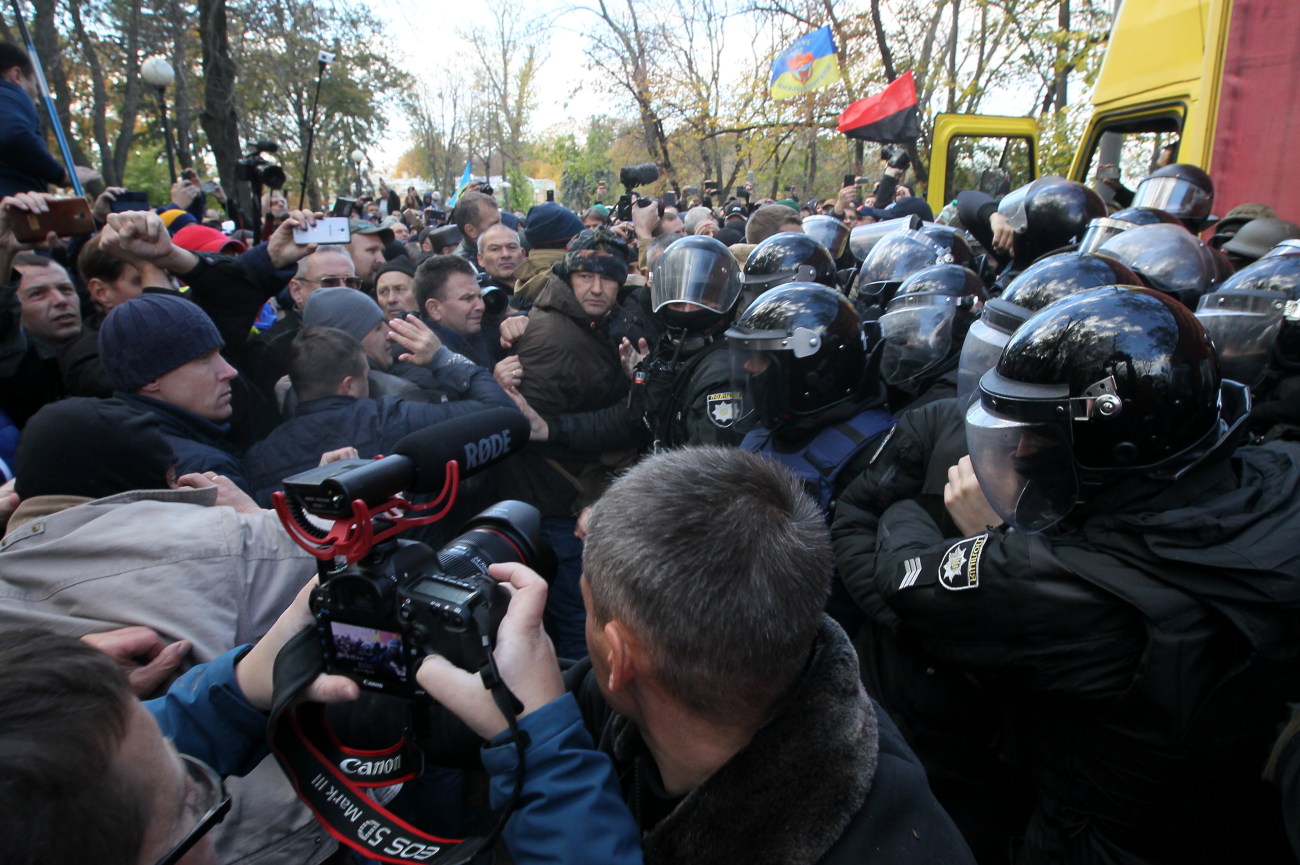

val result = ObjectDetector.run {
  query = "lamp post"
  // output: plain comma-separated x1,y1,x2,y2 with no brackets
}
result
350,149,365,198
141,56,177,184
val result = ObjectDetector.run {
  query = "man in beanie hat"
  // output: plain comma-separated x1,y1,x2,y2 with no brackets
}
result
297,285,428,406
514,201,586,306
509,226,638,658
98,292,249,491
0,395,331,865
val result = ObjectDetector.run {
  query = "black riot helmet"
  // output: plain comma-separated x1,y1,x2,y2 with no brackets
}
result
802,215,850,259
1196,255,1300,386
741,232,838,297
956,251,1141,406
1262,239,1300,261
725,283,868,429
1132,163,1215,229
847,214,923,262
997,175,1106,265
880,265,986,388
915,224,974,267
1077,206,1184,253
853,229,953,309
1096,222,1230,308
968,286,1249,533
650,235,743,331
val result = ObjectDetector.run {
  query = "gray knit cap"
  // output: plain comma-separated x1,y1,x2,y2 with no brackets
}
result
302,286,385,340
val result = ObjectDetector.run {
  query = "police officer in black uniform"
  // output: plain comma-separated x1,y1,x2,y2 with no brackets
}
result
835,285,1300,865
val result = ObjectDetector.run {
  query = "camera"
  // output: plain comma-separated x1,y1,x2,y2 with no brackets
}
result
318,50,335,64
880,145,911,172
616,162,660,221
236,141,287,190
477,271,510,316
308,499,545,699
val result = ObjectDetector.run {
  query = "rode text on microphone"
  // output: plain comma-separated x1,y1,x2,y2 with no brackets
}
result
267,408,545,863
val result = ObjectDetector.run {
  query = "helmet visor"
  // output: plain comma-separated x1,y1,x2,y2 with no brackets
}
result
729,346,784,428
956,318,1009,408
1132,176,1212,221
966,396,1078,533
847,215,922,262
879,298,956,385
862,230,946,282
1077,217,1132,254
803,216,850,258
1195,291,1285,386
651,244,741,313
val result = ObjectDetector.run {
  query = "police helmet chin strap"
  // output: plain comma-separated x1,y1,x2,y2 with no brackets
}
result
268,626,527,864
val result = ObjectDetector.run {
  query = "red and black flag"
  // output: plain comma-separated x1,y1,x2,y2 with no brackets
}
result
837,71,920,142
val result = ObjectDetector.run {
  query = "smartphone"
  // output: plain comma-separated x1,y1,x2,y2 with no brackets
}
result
331,197,355,218
111,190,150,213
663,191,678,208
735,187,745,197
10,196,94,242
1097,164,1121,181
843,173,857,189
746,171,756,186
546,189,555,202
200,181,218,194
293,216,351,245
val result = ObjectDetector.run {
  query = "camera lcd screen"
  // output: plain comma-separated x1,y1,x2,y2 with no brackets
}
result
329,621,408,683
413,578,476,606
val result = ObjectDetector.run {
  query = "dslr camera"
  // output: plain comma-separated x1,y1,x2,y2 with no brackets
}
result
276,455,547,700
879,145,911,172
236,141,287,190
616,162,660,221
477,270,510,316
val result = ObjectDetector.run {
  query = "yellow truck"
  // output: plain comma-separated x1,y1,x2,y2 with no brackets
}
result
925,0,1300,223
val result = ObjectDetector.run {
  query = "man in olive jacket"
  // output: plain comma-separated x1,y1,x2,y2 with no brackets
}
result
509,227,636,658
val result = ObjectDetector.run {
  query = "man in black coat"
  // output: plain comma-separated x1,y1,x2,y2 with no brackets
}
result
834,287,1300,864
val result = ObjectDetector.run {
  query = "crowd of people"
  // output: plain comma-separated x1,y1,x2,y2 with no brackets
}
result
3,35,1300,865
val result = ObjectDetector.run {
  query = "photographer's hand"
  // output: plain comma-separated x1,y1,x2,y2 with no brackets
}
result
417,562,563,740
236,578,361,711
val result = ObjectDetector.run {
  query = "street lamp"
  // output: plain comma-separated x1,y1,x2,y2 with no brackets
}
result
350,149,365,198
141,56,177,184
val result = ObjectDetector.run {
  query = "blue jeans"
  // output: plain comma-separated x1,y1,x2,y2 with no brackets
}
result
540,517,588,661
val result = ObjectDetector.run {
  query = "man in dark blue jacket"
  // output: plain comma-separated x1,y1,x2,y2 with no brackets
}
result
243,325,518,505
98,292,251,490
0,42,71,198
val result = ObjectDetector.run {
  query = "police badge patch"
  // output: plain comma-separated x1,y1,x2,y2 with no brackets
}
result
938,533,987,591
706,391,743,428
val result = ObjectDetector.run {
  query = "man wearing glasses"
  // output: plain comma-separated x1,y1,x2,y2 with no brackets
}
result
0,571,643,865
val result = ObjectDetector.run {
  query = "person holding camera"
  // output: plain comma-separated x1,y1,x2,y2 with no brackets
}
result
0,563,644,865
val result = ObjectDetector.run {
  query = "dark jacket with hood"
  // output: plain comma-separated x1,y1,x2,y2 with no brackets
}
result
117,392,250,492
835,441,1300,865
509,274,632,516
567,617,976,865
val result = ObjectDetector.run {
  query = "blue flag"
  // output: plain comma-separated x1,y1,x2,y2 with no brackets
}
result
770,26,841,100
447,161,473,207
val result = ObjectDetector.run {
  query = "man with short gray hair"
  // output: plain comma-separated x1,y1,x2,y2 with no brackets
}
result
572,446,974,863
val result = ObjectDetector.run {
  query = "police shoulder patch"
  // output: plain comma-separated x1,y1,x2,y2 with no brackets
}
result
938,533,988,591
706,391,743,428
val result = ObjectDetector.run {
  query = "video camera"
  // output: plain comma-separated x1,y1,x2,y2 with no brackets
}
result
616,162,660,221
272,408,547,700
236,141,287,190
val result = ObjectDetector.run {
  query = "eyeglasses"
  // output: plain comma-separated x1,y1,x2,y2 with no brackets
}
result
303,275,363,289
154,754,231,865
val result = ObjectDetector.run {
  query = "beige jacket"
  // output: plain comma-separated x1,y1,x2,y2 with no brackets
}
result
0,486,334,865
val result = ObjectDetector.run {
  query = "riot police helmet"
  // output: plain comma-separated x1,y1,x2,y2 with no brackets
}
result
650,235,743,330
853,229,952,309
955,251,1141,405
968,286,1248,532
1096,222,1229,308
802,215,851,259
725,283,867,428
1131,163,1215,227
997,175,1106,265
1077,206,1183,253
741,232,838,292
880,264,986,387
1195,254,1300,386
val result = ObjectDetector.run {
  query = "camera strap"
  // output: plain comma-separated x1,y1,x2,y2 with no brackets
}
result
268,627,521,864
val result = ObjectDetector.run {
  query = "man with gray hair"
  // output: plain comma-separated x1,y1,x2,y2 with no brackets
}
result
568,446,973,863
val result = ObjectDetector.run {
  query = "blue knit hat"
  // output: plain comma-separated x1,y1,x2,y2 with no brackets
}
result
98,293,225,393
524,202,584,250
